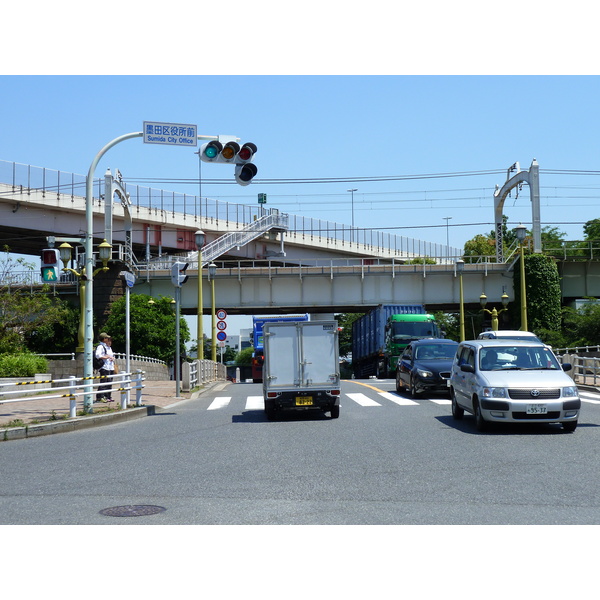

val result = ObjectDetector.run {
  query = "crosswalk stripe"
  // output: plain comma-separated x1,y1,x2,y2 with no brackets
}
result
378,392,418,406
205,392,600,410
245,395,264,410
207,396,231,410
346,392,381,406
579,391,600,404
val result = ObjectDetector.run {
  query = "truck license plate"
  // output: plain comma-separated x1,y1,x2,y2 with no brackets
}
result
526,404,548,415
296,396,313,406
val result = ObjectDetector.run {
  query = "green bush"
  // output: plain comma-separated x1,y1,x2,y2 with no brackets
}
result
0,353,48,377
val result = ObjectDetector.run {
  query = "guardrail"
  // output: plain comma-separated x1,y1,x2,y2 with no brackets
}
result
0,370,146,416
182,359,227,392
556,353,600,387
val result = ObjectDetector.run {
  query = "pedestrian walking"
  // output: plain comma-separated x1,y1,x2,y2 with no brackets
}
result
95,332,115,402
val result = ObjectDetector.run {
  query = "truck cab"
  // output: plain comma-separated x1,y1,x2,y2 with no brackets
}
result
384,314,442,377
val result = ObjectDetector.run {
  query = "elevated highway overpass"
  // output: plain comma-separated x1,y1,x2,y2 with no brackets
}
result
0,159,459,263
2,159,599,321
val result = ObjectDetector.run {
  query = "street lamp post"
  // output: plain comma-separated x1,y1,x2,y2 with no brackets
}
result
209,262,217,362
195,230,205,360
456,259,466,341
347,188,357,242
515,223,528,331
480,292,510,331
59,239,112,411
59,240,112,348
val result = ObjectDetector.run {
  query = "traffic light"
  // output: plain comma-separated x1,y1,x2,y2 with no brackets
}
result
41,249,60,283
199,139,258,185
235,162,258,186
171,261,189,287
200,140,223,162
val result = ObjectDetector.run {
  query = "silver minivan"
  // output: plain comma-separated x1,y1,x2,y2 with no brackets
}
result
477,330,543,343
450,340,580,432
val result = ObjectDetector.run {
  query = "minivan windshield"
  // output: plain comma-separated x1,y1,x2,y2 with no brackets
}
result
479,346,560,371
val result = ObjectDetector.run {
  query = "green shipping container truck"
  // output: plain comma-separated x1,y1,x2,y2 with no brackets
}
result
352,305,443,379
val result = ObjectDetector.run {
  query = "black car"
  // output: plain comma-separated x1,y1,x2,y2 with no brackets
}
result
396,339,459,398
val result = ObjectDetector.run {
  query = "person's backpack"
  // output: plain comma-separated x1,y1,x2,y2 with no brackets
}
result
93,345,104,371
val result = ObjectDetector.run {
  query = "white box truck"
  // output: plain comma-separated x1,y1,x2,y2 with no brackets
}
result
262,320,341,419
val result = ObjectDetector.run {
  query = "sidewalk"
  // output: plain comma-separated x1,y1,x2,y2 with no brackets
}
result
0,380,198,428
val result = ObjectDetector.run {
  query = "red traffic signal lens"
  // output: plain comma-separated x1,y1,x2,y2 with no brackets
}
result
42,249,59,265
238,142,257,162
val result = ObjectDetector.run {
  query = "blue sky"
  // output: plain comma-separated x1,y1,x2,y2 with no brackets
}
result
2,74,599,248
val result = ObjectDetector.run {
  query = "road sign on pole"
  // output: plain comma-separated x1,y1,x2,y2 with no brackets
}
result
143,122,198,147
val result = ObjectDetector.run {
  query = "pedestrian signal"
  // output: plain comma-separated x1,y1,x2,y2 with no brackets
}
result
41,249,60,283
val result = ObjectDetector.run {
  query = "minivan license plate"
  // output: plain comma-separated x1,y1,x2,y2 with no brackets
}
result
526,404,547,415
296,396,313,406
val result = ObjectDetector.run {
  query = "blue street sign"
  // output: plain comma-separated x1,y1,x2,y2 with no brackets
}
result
143,121,197,147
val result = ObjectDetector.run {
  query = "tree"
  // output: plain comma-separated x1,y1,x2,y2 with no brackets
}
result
23,297,80,354
335,312,363,358
0,247,74,353
463,234,496,262
511,252,561,334
583,218,600,241
235,347,254,366
103,293,190,363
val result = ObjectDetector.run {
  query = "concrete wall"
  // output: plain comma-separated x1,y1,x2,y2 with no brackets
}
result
47,358,169,383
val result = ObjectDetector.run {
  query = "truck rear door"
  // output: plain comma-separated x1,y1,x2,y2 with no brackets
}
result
300,322,338,387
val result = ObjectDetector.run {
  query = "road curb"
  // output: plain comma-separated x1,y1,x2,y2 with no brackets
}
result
1,405,156,442
0,380,227,442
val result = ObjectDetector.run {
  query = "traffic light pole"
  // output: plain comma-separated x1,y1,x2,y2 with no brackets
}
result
82,129,240,412
83,132,143,412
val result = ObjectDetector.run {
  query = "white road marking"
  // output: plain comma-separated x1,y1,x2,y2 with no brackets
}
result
245,396,265,410
378,392,418,406
207,396,231,410
346,393,381,407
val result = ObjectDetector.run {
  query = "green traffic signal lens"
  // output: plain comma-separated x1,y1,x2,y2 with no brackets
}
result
202,141,222,160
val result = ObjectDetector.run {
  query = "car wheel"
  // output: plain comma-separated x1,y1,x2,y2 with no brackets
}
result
410,377,421,399
474,398,487,432
330,405,340,419
396,376,402,393
451,389,464,420
265,401,277,421
562,420,577,433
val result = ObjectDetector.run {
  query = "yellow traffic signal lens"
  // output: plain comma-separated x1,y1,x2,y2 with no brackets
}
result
222,147,235,160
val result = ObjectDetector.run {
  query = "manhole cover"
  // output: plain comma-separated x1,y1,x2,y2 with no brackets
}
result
99,505,166,518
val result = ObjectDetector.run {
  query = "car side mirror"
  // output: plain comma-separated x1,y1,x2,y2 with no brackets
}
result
561,363,572,372
460,364,475,373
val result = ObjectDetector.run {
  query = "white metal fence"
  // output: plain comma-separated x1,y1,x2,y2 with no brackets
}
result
0,370,145,416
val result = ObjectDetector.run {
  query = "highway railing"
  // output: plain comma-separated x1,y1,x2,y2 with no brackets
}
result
0,159,462,261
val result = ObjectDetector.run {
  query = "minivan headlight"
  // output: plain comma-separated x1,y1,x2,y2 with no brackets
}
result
416,369,433,378
562,386,578,397
482,387,507,398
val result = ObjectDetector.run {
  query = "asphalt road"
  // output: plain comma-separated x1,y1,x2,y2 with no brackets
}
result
2,379,600,525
